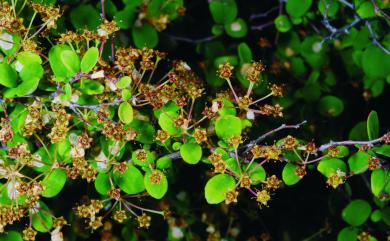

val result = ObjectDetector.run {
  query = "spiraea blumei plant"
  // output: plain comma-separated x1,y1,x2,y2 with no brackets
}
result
0,0,389,241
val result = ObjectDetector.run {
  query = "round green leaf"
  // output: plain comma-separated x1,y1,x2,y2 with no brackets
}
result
274,15,292,33
180,142,202,164
158,111,182,136
117,76,132,89
224,18,248,38
95,172,111,195
132,23,158,48
282,163,302,185
41,169,67,198
286,0,312,18
81,47,99,73
118,102,134,124
205,174,236,204
370,209,382,222
113,164,145,194
348,152,369,174
0,62,17,88
128,120,156,144
318,95,344,117
0,231,23,241
215,115,242,140
32,201,53,232
342,199,372,226
19,62,43,82
367,110,379,140
132,149,155,167
318,0,339,17
337,227,358,241
317,157,347,177
144,170,168,199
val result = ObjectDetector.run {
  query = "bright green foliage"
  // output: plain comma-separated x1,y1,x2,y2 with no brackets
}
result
180,142,202,164
348,152,370,174
371,169,390,199
275,15,292,33
205,174,236,204
113,164,145,194
81,47,99,73
41,169,67,198
95,172,111,195
118,102,134,124
0,62,17,88
317,158,347,177
286,0,312,18
282,163,302,185
341,199,372,226
367,111,379,140
144,170,168,199
215,115,242,140
32,202,53,232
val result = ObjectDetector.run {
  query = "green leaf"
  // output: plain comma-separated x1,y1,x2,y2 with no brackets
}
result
348,152,370,174
286,0,312,18
372,144,390,157
205,174,236,204
370,209,382,222
247,164,266,185
118,102,134,124
132,149,155,167
0,231,23,241
114,5,137,29
156,156,172,170
224,18,248,38
158,111,182,136
80,79,104,95
215,115,242,140
209,0,237,24
342,199,372,226
95,172,111,195
41,169,67,198
367,111,379,140
274,15,292,33
337,227,358,241
32,201,53,232
60,50,80,77
81,47,99,73
362,46,390,78
48,44,73,79
282,163,302,185
113,164,145,194
117,76,132,89
0,62,17,88
144,170,168,199
180,142,202,164
132,23,158,48
0,31,21,56
318,95,344,117
70,4,101,30
318,0,339,17
317,157,347,177
371,169,390,198
19,62,43,82
237,42,252,63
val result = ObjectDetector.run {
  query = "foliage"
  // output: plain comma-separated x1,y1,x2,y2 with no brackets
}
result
0,0,389,241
